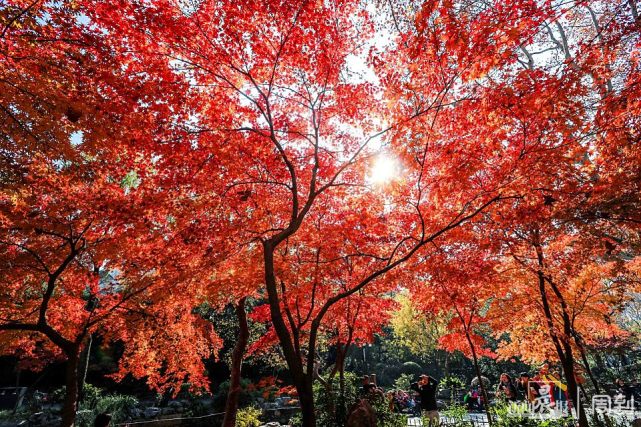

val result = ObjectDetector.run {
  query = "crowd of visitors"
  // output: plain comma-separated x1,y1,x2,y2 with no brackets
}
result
354,367,641,423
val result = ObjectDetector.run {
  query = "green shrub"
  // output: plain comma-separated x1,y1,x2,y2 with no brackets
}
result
588,412,638,427
80,383,103,409
288,412,302,427
236,406,262,427
401,361,423,376
314,372,361,427
369,396,406,427
441,375,466,390
490,403,576,427
50,386,67,404
0,408,30,423
74,384,138,427
393,373,414,391
94,394,138,424
442,403,470,421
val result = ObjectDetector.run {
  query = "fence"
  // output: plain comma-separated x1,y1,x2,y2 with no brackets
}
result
115,412,225,427
407,415,491,427
114,412,493,427
114,407,297,427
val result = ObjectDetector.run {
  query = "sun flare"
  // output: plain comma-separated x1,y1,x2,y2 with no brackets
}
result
369,154,399,185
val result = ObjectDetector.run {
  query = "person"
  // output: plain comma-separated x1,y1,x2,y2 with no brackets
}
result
346,399,376,427
463,386,482,411
548,368,567,408
631,379,641,407
517,372,541,403
410,374,439,425
615,378,634,404
391,390,411,413
94,413,112,427
496,373,517,402
361,375,376,396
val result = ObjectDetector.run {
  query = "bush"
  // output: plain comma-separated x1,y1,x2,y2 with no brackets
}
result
441,403,470,421
314,372,361,427
75,384,138,427
490,403,576,427
288,412,302,427
236,406,262,427
441,375,466,390
369,395,406,427
80,383,103,409
314,371,405,427
401,362,423,376
393,373,414,391
588,413,638,427
50,386,67,404
94,394,138,424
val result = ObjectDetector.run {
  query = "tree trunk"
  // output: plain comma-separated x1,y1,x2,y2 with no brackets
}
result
532,236,589,427
559,351,589,427
575,337,600,394
78,334,93,403
222,297,249,427
263,242,316,426
337,348,348,426
464,330,493,427
443,352,450,377
61,350,81,427
298,377,316,427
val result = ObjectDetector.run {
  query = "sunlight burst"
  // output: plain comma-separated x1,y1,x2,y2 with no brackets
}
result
369,154,399,185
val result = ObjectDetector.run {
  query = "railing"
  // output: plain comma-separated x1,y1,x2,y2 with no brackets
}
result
115,412,225,427
113,407,298,427
407,415,491,426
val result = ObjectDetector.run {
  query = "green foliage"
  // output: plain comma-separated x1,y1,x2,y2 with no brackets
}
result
80,383,103,409
93,394,138,424
369,396,406,427
75,384,139,427
441,375,466,390
314,371,361,427
441,403,470,421
393,373,414,391
288,412,302,427
0,409,30,424
120,170,140,192
401,361,423,376
50,386,67,404
236,406,262,427
588,413,638,427
312,370,405,427
489,403,576,427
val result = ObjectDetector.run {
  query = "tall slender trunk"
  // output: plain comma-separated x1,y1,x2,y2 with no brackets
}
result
575,337,600,394
61,349,81,427
443,352,450,377
463,329,493,427
78,334,93,403
222,297,249,427
532,236,589,427
263,242,316,427
337,347,348,426
559,349,589,427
